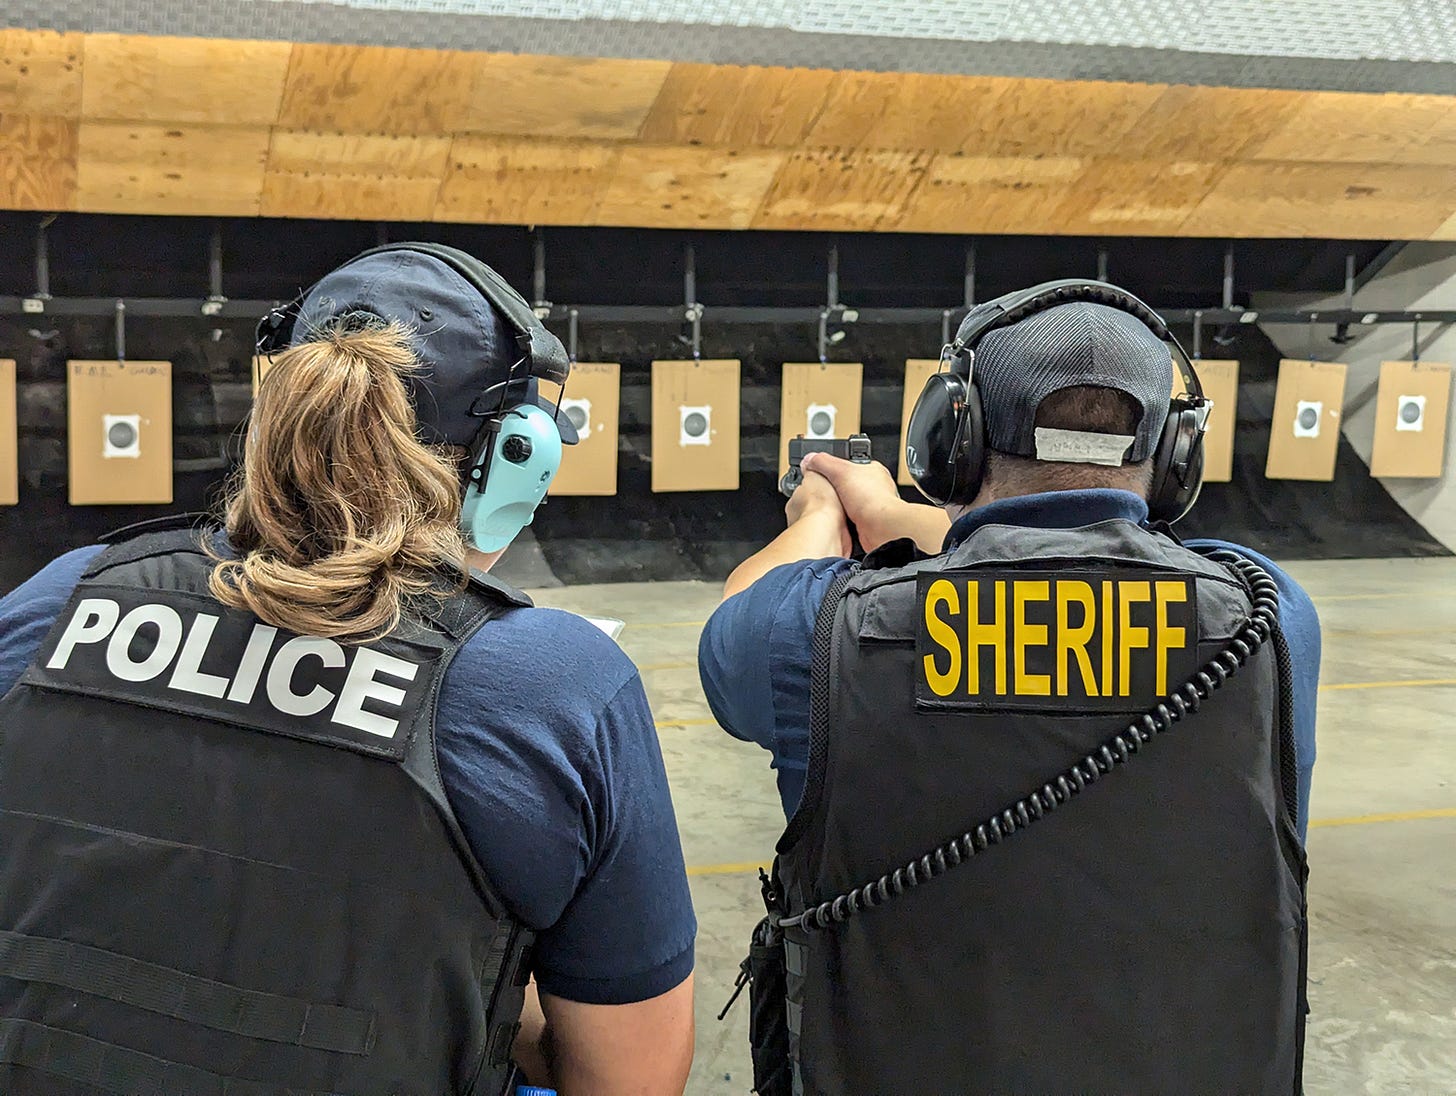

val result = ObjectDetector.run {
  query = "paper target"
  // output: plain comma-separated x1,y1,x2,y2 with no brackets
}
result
805,403,837,439
1395,395,1425,432
102,414,142,458
1293,401,1323,438
680,404,713,447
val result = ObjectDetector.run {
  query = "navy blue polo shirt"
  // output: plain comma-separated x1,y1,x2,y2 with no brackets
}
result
699,490,1320,839
0,546,696,1006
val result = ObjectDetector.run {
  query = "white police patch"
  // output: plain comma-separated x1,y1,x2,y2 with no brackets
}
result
27,586,439,760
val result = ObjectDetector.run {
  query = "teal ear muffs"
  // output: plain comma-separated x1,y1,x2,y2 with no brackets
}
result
460,403,563,553
257,241,573,554
904,279,1209,525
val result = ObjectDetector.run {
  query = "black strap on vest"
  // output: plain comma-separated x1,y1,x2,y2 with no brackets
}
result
0,1018,348,1096
0,930,373,1055
781,554,1283,933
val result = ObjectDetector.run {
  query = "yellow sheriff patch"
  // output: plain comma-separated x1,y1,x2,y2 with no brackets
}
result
916,570,1199,711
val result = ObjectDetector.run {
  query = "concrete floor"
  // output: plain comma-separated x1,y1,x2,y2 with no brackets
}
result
529,555,1456,1096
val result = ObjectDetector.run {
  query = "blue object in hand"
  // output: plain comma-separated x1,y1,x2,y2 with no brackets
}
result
516,1087,556,1096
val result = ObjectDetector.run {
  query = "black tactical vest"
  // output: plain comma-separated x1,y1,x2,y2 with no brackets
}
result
0,524,535,1096
774,519,1307,1096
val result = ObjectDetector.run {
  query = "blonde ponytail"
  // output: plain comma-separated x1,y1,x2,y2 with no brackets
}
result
210,320,467,642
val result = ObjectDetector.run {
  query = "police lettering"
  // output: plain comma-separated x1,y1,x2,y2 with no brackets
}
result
46,597,419,738
916,571,1198,712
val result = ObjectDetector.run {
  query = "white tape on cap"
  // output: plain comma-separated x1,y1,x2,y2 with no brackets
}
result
1034,428,1134,467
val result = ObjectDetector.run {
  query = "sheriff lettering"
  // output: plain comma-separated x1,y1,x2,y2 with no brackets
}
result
916,569,1199,712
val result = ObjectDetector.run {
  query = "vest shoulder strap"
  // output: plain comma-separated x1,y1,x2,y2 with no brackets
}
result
97,511,211,545
85,522,213,578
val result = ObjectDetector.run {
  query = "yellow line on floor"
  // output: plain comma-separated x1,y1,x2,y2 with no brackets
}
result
635,661,697,672
1309,807,1456,829
655,718,718,728
687,861,765,877
1320,678,1456,691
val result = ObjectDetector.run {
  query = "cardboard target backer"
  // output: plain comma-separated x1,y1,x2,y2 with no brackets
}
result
1264,359,1347,482
1187,359,1239,484
899,359,942,486
539,363,621,496
1369,360,1452,478
1,359,16,506
252,355,274,397
68,360,173,505
779,363,864,477
651,360,740,492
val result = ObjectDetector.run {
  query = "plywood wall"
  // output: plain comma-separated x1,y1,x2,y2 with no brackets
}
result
3,28,1456,239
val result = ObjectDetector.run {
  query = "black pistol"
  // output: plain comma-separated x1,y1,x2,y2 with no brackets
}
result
780,434,873,498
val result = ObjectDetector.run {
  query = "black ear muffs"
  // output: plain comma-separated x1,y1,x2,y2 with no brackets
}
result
902,279,1209,520
1147,399,1206,524
906,371,984,507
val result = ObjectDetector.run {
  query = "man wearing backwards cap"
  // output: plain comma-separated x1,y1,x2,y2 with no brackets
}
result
0,245,694,1095
700,283,1318,1095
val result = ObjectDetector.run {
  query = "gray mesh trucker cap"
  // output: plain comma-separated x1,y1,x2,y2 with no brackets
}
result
975,301,1173,462
293,249,577,448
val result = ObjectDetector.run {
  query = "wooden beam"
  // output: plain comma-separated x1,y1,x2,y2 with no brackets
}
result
0,114,78,210
0,29,83,115
640,63,836,148
436,136,621,225
754,147,931,230
0,29,1454,239
1251,91,1456,167
806,70,1002,154
1118,85,1305,161
1058,158,1230,236
81,34,291,125
599,145,786,230
1182,161,1456,240
77,122,270,216
892,154,1086,234
462,53,671,139
277,43,478,135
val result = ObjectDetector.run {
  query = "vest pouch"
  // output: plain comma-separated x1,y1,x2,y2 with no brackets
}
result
746,914,792,1096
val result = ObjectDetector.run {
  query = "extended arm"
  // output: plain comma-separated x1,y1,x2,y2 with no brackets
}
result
723,470,850,600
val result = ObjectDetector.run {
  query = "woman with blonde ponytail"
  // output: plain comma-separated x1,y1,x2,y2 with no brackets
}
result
211,318,468,642
0,247,695,1096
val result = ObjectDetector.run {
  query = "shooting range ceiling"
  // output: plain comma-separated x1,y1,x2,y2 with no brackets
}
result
2,27,1456,238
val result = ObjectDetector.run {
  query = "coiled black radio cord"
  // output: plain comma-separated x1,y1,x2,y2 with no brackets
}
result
780,554,1280,933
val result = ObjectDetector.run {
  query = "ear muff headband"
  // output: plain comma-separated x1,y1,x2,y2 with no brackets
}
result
905,279,1208,523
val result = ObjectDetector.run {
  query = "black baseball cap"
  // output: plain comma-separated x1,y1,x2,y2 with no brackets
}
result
291,248,577,448
975,300,1172,462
